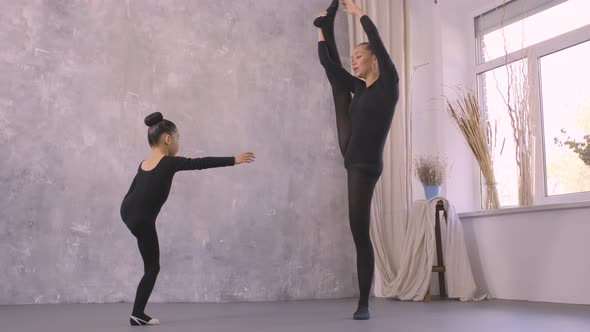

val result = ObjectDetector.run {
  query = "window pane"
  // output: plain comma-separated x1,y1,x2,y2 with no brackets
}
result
477,60,527,207
479,0,590,63
541,41,590,196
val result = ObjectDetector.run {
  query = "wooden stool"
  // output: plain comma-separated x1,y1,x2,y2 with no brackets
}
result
424,200,448,302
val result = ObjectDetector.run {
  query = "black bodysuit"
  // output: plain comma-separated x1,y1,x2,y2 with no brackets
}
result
120,155,235,320
121,156,235,230
317,14,399,311
318,15,399,168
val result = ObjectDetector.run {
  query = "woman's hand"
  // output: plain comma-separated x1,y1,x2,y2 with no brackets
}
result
234,152,256,165
342,0,364,17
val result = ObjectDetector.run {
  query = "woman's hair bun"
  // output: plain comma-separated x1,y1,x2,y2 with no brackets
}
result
144,112,164,127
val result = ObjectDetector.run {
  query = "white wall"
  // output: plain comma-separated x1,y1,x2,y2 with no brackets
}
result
408,0,590,305
462,205,590,305
408,0,481,213
0,0,359,305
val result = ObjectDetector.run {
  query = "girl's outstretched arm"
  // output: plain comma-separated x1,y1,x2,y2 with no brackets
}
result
169,152,255,172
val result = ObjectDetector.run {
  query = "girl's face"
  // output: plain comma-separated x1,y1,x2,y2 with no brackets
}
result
351,45,377,79
162,130,179,156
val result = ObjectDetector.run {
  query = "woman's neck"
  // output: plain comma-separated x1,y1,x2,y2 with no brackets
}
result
365,72,379,87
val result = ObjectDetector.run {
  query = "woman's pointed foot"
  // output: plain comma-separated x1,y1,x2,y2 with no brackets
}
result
353,305,370,320
325,0,340,17
314,12,328,28
314,0,339,28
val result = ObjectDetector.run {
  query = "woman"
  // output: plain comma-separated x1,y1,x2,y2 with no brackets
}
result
120,112,255,326
315,0,399,320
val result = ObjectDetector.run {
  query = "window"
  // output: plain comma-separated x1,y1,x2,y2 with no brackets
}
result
540,41,590,197
477,59,528,206
475,0,590,207
476,0,590,63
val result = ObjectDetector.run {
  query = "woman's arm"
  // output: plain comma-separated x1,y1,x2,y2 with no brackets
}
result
343,0,399,83
359,16,398,82
318,36,359,92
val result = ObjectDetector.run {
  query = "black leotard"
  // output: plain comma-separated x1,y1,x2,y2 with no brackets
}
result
316,11,400,315
120,155,235,320
120,156,235,230
318,15,399,168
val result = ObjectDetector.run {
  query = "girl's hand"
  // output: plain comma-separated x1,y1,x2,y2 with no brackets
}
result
342,0,363,17
235,152,256,165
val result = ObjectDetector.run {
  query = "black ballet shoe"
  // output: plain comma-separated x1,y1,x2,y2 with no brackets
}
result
313,0,339,28
353,306,370,320
130,315,160,326
313,14,327,28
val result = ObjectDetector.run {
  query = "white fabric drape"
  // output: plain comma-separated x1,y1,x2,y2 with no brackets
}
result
347,0,413,298
405,198,487,301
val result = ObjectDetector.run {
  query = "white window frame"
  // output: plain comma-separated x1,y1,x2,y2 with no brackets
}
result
473,2,590,207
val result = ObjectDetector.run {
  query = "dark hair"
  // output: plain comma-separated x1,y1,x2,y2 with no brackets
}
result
144,112,177,147
356,42,374,54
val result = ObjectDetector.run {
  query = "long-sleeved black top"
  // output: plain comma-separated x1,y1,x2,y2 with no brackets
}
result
318,15,399,168
120,156,235,225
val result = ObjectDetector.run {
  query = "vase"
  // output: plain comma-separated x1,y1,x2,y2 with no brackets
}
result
424,185,440,200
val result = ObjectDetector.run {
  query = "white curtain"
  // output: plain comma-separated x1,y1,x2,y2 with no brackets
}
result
348,0,413,297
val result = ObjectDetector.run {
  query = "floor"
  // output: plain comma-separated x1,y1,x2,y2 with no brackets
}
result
1,298,589,332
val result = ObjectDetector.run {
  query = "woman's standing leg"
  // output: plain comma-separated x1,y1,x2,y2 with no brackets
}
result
346,165,381,320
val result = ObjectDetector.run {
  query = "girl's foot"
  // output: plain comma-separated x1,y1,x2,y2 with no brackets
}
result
130,313,160,326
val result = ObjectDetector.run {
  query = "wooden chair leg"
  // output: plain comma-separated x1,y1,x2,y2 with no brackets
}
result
424,287,431,302
435,200,447,299
424,200,448,303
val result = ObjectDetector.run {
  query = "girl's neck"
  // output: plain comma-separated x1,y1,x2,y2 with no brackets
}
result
150,147,168,159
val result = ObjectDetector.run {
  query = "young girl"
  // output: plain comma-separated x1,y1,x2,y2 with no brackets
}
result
120,112,255,326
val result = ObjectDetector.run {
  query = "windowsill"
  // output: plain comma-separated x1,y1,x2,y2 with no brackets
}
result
458,200,590,219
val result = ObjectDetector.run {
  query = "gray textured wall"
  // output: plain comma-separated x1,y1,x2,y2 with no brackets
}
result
0,0,357,304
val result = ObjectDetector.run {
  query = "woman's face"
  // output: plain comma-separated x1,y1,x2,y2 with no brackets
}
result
351,45,376,79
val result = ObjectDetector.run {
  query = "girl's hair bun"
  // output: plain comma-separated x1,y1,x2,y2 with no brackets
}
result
144,112,164,127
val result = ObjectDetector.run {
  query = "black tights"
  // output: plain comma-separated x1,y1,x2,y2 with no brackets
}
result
318,5,380,308
128,222,160,318
347,165,381,308
318,2,352,157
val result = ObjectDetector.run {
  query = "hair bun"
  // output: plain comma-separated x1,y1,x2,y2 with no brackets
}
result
144,112,164,127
